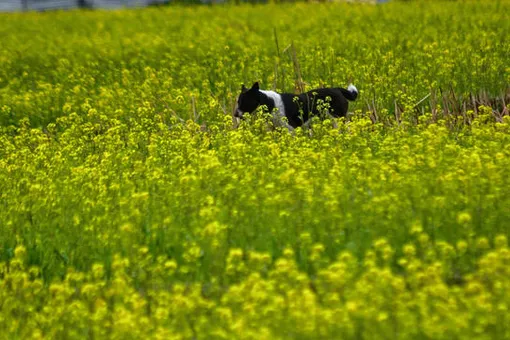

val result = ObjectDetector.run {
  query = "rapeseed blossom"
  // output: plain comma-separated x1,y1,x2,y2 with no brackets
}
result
1,0,510,338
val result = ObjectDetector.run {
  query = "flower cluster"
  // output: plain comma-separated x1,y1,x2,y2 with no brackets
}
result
2,234,510,338
0,1,508,127
1,113,510,338
1,0,509,338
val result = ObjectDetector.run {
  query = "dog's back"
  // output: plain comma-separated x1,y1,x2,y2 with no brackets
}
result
280,85,358,128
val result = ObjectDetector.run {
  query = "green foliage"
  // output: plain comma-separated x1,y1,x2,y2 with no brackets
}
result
1,1,510,338
0,1,508,127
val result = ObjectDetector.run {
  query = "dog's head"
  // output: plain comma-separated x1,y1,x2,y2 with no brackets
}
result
234,82,260,119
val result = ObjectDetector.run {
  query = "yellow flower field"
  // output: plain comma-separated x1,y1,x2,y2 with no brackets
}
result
1,1,510,338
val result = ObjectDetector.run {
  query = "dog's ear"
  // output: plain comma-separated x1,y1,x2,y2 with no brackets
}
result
241,84,247,92
251,82,259,91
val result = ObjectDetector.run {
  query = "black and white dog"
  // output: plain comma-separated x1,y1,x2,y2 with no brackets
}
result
234,82,358,129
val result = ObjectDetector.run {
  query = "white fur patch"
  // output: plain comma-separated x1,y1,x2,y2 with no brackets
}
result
260,90,286,119
348,84,358,94
260,90,293,130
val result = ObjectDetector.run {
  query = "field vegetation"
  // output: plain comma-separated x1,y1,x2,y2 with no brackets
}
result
1,1,510,338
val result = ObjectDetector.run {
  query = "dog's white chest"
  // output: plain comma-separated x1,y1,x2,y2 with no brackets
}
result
260,90,286,118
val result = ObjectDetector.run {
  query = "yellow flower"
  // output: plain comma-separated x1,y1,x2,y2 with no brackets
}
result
457,212,472,225
456,240,468,255
494,235,508,249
